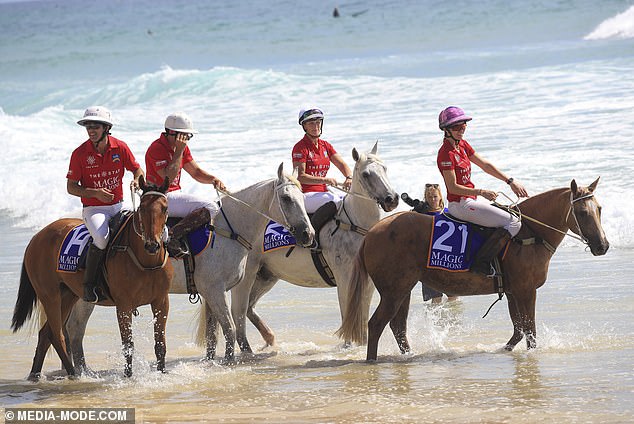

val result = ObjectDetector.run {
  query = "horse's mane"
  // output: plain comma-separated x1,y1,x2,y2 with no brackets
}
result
517,186,569,211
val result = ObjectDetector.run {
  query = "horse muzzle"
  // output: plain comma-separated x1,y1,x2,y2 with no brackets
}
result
589,239,610,256
291,226,315,247
144,241,161,255
379,194,399,212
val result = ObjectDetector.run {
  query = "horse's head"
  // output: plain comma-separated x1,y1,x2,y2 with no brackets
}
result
351,142,399,212
272,163,315,247
137,176,170,255
569,177,609,256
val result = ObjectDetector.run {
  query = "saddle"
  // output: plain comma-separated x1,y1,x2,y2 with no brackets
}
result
305,201,338,287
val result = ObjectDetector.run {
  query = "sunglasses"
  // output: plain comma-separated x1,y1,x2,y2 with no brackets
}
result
84,124,103,130
425,183,439,188
449,121,467,130
167,130,193,140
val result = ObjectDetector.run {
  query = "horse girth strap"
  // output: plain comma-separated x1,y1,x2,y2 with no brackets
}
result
212,225,252,250
333,219,368,236
513,236,556,254
310,249,337,287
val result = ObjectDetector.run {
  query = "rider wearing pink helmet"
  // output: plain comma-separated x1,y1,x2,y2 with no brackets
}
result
436,106,528,275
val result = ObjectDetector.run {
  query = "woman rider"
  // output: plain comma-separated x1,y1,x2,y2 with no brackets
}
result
292,107,353,227
436,106,529,275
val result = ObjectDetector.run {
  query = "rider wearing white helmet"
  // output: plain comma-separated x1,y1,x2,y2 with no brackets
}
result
145,112,226,257
292,107,353,215
67,106,145,303
436,106,528,275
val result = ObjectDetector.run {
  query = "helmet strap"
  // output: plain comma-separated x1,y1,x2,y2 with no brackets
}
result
444,130,461,145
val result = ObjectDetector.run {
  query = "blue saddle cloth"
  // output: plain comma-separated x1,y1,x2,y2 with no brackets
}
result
426,213,487,272
262,220,296,252
57,224,92,272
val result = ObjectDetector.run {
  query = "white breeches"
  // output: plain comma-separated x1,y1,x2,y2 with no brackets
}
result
82,202,124,250
303,191,342,214
167,191,219,219
447,197,521,236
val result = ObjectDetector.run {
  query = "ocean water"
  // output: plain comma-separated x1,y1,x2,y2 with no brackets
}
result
1,0,634,422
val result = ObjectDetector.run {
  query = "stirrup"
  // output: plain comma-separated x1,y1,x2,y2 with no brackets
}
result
83,287,102,304
167,239,190,258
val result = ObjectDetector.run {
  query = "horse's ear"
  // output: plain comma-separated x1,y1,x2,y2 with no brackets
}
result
139,175,146,191
277,162,284,180
370,141,378,155
588,176,600,192
292,165,299,179
570,179,578,195
352,147,360,162
160,176,170,193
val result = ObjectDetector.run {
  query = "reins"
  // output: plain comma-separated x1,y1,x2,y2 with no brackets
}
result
493,191,593,246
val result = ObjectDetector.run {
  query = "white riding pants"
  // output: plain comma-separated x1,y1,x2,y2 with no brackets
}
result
303,191,342,214
82,202,123,250
447,197,521,236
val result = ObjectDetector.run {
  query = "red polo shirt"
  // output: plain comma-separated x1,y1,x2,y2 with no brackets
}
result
145,133,194,192
292,135,337,193
66,136,140,207
437,138,476,202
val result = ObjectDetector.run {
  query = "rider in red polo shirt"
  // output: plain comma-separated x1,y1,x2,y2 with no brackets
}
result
292,107,352,223
436,106,528,275
67,106,144,302
145,112,226,257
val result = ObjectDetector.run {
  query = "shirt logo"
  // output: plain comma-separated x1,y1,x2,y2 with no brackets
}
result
111,153,120,163
86,155,96,166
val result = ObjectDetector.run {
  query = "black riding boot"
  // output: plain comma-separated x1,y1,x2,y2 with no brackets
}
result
310,201,337,232
471,228,512,276
83,244,106,303
167,208,211,258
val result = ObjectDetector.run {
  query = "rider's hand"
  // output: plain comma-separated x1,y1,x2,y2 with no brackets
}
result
325,177,338,187
479,189,498,201
212,177,226,192
509,180,528,198
94,188,115,203
130,179,140,192
343,176,352,190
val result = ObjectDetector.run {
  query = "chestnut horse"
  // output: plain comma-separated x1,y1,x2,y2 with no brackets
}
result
337,178,609,361
11,177,174,379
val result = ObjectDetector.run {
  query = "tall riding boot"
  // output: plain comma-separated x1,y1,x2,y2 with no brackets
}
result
308,201,337,249
471,228,512,276
167,208,211,258
83,244,106,303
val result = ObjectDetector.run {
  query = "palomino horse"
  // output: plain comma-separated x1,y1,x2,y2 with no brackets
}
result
64,163,314,369
230,142,399,352
337,178,609,361
11,177,174,379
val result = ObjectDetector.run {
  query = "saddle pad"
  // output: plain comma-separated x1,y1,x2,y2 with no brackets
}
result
58,224,92,272
426,214,485,272
185,225,215,257
263,220,296,252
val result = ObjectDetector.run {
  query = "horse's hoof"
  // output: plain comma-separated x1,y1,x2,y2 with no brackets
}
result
27,372,42,382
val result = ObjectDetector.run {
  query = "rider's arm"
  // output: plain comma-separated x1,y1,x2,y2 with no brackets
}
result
183,160,226,191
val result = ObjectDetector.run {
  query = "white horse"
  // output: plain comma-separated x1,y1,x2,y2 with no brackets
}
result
65,163,314,370
230,142,399,352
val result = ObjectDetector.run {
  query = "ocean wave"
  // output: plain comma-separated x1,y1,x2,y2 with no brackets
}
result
585,5,634,40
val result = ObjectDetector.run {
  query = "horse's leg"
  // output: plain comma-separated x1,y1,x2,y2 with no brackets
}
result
231,260,267,354
65,300,96,375
151,295,169,373
211,292,236,363
204,303,219,361
116,308,134,377
29,323,54,381
39,291,75,378
246,273,279,348
389,291,411,355
504,293,524,351
505,288,538,351
367,293,405,361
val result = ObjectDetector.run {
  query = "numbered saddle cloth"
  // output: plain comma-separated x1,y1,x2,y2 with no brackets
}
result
427,214,488,272
57,224,92,272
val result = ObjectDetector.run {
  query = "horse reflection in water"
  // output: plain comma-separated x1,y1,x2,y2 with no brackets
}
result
11,177,173,379
338,178,609,361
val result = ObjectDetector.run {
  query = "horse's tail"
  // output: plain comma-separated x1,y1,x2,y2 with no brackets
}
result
11,262,37,332
335,238,371,345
